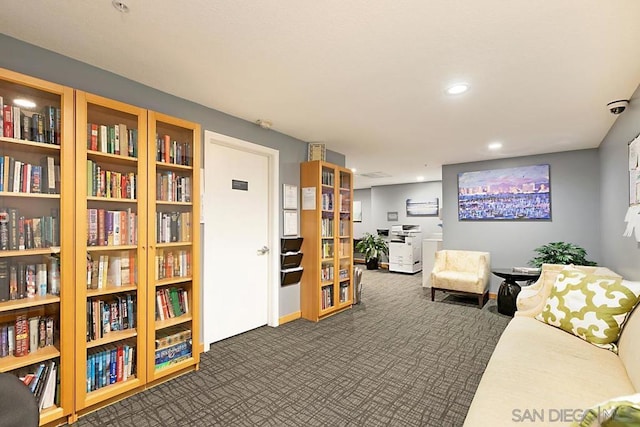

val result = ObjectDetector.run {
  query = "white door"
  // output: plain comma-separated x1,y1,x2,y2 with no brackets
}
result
203,131,279,345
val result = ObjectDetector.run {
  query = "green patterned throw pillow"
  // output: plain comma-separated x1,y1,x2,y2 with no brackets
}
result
572,393,640,427
536,269,640,352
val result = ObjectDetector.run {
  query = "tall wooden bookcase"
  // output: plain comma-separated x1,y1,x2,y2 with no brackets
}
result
146,111,200,383
74,91,148,413
0,67,74,426
300,161,354,322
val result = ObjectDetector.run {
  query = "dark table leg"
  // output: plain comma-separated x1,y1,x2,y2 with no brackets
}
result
497,279,522,316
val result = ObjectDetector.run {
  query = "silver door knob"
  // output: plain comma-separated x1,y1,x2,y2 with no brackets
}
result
257,246,270,255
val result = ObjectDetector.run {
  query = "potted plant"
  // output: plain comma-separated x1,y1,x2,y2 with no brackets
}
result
355,232,389,270
529,241,597,268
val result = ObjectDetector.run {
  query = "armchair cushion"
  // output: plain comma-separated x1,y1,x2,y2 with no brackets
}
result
535,269,640,353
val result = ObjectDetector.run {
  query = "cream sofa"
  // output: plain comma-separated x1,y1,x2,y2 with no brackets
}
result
463,264,639,426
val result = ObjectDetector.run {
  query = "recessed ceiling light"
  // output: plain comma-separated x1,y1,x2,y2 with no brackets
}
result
446,83,469,95
350,168,357,173
488,142,503,150
416,176,425,182
13,98,36,109
112,0,129,13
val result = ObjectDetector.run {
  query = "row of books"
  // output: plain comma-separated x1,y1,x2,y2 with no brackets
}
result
338,241,350,257
86,251,137,289
321,192,334,211
339,268,349,280
86,160,137,199
155,287,189,321
155,249,191,280
339,220,350,236
155,134,192,166
87,123,138,158
339,174,350,189
321,170,334,186
321,285,334,310
0,155,58,194
339,283,350,303
1,314,55,358
338,193,351,213
322,241,334,258
155,338,191,370
0,258,61,301
156,171,191,202
1,99,61,145
321,264,334,282
321,217,334,238
87,208,138,247
156,211,191,243
86,293,136,342
87,344,136,392
18,360,59,410
155,325,191,349
0,208,60,251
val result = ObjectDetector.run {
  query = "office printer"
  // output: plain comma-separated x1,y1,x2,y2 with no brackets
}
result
389,225,422,273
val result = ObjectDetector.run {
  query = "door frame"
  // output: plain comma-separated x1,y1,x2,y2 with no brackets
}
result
204,130,280,329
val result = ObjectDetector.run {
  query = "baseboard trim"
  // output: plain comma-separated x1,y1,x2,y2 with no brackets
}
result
279,311,301,325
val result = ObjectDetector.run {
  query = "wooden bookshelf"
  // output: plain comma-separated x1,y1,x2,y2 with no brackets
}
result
300,161,354,321
74,91,148,413
146,111,200,383
0,66,74,426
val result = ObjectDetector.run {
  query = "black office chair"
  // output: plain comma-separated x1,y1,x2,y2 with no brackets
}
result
0,373,39,427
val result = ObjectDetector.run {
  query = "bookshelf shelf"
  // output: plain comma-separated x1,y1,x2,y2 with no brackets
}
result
84,376,142,408
0,248,60,258
0,67,73,426
86,329,138,349
0,136,61,153
0,192,60,199
86,284,137,297
300,161,353,322
0,344,60,372
86,196,137,204
39,405,64,425
155,276,193,287
155,314,192,330
155,162,193,171
87,149,138,165
146,111,200,384
86,245,138,252
0,294,60,313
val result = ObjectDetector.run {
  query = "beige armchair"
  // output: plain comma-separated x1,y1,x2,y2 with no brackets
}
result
430,250,491,308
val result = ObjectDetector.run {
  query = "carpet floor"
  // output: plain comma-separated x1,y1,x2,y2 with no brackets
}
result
75,269,511,427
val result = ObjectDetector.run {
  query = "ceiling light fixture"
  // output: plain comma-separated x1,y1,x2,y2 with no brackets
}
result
350,168,357,173
488,142,503,150
416,176,425,182
112,0,130,13
13,98,36,109
255,119,272,130
446,83,469,95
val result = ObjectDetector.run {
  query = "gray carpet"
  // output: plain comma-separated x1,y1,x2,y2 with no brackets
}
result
75,269,511,427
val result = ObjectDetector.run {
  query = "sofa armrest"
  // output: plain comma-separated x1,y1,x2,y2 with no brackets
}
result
515,269,560,317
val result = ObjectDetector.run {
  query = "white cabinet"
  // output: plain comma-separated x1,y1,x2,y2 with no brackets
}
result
422,238,443,287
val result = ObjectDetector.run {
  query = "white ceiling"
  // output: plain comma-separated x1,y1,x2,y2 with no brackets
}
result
2,1,640,188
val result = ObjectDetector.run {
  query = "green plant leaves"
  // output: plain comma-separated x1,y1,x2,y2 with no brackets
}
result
529,241,597,268
355,232,389,262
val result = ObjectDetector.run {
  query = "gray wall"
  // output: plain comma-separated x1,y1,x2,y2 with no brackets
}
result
442,150,601,293
353,188,372,237
0,34,345,318
599,84,640,280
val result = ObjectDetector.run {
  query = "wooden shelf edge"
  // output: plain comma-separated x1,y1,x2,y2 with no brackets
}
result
86,329,137,349
84,376,142,408
0,294,61,313
0,345,60,372
39,405,64,426
86,284,137,297
155,314,192,330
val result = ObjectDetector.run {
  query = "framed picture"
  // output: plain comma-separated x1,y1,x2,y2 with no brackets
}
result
387,211,398,221
406,198,439,217
283,184,298,209
458,164,551,221
353,201,362,222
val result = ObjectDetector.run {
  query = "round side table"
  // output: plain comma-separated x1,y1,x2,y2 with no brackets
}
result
492,268,541,316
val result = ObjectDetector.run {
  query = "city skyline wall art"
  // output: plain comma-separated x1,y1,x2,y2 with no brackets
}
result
458,164,551,221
